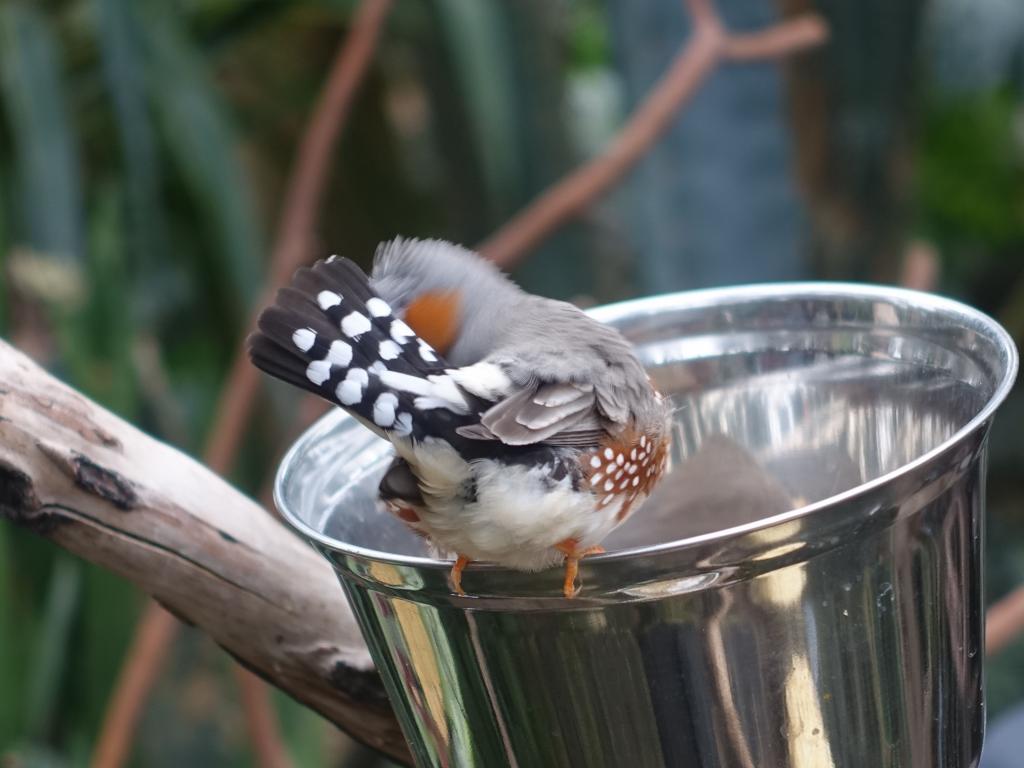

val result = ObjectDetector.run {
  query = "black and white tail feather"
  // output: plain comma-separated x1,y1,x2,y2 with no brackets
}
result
249,256,479,444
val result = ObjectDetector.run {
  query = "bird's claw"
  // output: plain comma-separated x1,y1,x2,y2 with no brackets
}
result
450,554,471,596
556,540,605,598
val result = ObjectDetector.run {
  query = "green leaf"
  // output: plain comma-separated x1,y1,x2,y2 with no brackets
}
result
96,0,171,292
136,0,264,316
917,89,1024,244
0,170,8,334
72,566,139,749
0,2,83,262
433,0,522,221
26,557,81,742
0,525,22,745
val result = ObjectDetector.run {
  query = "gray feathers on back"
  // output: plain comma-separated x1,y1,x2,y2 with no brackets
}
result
370,237,666,447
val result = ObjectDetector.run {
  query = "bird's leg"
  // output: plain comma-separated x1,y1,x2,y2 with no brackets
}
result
555,539,606,598
450,555,472,595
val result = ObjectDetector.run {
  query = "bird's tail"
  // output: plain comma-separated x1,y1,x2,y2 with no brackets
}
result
248,256,472,440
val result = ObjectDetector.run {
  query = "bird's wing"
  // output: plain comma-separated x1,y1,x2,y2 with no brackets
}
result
449,362,611,447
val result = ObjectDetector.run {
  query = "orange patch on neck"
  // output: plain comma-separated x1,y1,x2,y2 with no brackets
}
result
404,291,460,355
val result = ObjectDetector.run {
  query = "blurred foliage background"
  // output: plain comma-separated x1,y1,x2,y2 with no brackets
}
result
0,0,1023,766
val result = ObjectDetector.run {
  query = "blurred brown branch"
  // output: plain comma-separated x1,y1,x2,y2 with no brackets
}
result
723,15,829,61
988,587,1024,657
91,2,394,767
478,2,829,268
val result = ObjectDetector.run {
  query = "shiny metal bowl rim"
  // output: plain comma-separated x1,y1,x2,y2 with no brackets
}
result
273,281,1018,570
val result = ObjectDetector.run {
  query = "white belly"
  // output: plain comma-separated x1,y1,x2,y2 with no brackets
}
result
398,439,626,570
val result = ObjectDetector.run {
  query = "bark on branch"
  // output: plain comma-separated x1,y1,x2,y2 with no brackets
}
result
0,340,410,765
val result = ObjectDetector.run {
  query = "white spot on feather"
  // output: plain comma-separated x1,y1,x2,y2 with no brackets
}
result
603,448,614,460
373,393,398,427
418,341,437,362
336,380,362,405
341,311,371,338
325,340,352,366
590,473,603,486
317,290,342,310
366,297,392,317
589,456,601,469
292,328,315,352
390,319,415,343
346,368,368,387
336,369,368,405
603,479,614,492
378,340,402,361
413,374,469,413
305,360,331,386
368,361,388,376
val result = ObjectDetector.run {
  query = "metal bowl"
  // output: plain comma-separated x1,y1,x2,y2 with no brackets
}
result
277,283,1017,768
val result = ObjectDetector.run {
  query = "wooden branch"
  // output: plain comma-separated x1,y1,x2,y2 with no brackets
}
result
478,7,828,269
0,340,410,766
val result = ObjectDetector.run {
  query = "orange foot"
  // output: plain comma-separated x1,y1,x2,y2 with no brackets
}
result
450,554,471,595
555,539,606,598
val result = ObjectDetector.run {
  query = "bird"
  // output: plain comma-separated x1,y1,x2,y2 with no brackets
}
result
248,237,672,598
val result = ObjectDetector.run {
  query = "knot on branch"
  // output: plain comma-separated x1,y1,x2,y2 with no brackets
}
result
0,460,37,518
72,454,138,511
36,441,138,511
0,459,60,534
